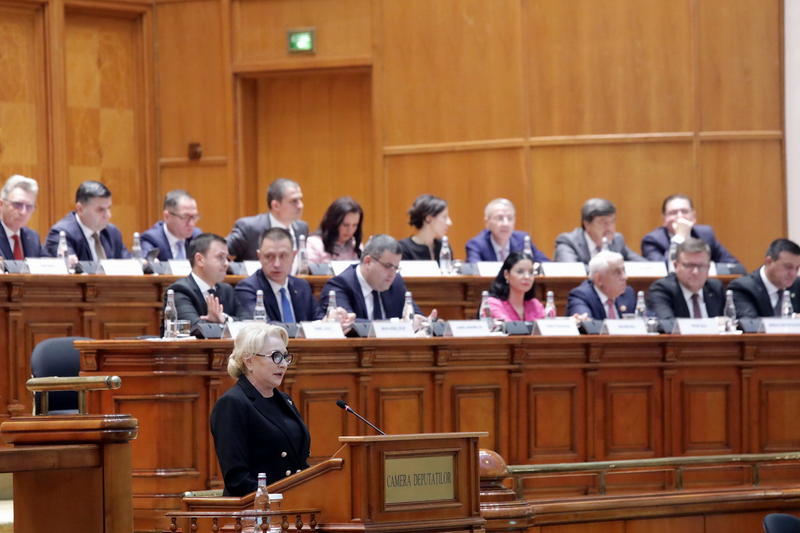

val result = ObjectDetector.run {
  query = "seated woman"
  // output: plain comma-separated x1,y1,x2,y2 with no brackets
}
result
210,322,310,496
398,194,453,260
306,197,364,264
487,252,545,321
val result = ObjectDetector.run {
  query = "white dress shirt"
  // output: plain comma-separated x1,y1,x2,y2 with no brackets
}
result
679,283,708,318
75,215,102,261
356,264,383,319
759,266,783,309
266,277,294,322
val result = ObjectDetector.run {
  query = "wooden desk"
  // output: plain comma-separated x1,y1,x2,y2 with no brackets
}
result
77,333,797,531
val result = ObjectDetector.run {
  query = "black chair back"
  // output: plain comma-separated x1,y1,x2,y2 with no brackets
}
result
30,336,92,414
764,513,800,533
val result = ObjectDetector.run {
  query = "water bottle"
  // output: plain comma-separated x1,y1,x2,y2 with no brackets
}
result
131,232,143,270
523,235,533,260
544,290,556,318
724,289,737,332
297,234,309,275
163,289,177,338
402,291,415,322
635,291,646,319
254,472,271,529
325,289,338,322
56,230,70,271
601,236,610,251
439,236,452,275
253,289,267,322
781,291,794,318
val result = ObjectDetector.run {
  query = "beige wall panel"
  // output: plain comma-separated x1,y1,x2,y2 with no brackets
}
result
379,0,525,146
232,0,371,65
698,0,782,131
526,0,693,136
529,143,695,259
0,5,48,232
699,141,784,270
156,0,228,158
384,149,526,258
254,71,373,236
158,166,234,237
64,13,145,244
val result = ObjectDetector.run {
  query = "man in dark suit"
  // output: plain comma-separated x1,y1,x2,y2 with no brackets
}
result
226,178,309,261
140,190,202,261
44,181,129,262
641,194,739,265
647,238,725,319
728,238,800,318
567,250,636,319
235,228,328,323
465,198,550,263
554,198,644,263
0,174,44,260
166,233,239,328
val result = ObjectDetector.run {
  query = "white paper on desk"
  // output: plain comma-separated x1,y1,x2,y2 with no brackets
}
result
601,319,648,335
476,261,503,277
759,318,800,334
399,260,441,277
540,262,587,277
672,318,721,335
26,257,69,275
533,318,580,336
369,320,415,338
623,262,667,278
444,319,492,337
243,260,261,276
168,260,192,276
100,259,143,276
299,321,345,339
330,260,359,276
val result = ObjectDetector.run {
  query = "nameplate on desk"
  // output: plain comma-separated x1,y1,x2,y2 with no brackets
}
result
384,454,455,505
100,259,143,276
476,261,503,277
533,318,580,336
299,321,345,339
26,258,69,275
672,318,721,335
222,320,251,339
330,260,358,276
167,259,192,276
399,260,441,277
623,262,667,277
601,319,648,335
759,318,800,334
243,261,261,276
369,320,415,338
540,262,587,277
445,319,491,337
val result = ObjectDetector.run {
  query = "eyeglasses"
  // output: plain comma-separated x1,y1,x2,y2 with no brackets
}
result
7,201,36,212
678,262,710,272
168,212,201,223
254,350,294,365
371,256,400,272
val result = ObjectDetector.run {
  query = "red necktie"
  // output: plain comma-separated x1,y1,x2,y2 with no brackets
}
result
11,234,23,260
605,299,617,319
691,293,703,318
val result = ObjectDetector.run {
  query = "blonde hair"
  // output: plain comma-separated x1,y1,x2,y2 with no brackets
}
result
227,322,289,378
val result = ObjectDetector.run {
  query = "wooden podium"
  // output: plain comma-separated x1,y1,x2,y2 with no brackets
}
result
184,432,487,532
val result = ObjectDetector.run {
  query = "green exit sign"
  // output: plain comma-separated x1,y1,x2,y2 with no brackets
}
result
287,28,315,53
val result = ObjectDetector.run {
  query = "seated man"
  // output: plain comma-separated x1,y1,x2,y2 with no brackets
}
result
226,178,308,261
45,181,129,261
465,198,550,263
0,174,43,260
555,198,644,263
166,233,239,328
566,250,636,319
140,190,201,261
641,194,739,265
235,228,324,322
646,238,725,319
729,238,800,318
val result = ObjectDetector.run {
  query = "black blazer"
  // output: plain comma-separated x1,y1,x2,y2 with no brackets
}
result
226,213,309,261
44,212,129,260
166,275,239,328
319,264,420,320
210,377,310,496
398,237,442,261
234,270,323,321
728,269,800,318
640,224,739,264
0,225,43,259
646,273,725,320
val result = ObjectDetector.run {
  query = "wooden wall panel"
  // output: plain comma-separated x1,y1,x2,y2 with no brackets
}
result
758,378,800,451
525,372,584,463
674,368,740,455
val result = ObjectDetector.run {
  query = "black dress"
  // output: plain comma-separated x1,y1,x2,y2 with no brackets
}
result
398,237,442,261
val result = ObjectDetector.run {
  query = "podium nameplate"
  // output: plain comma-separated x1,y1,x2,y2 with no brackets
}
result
384,454,455,505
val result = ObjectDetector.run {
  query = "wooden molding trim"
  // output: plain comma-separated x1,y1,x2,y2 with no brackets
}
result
233,56,372,75
159,156,229,168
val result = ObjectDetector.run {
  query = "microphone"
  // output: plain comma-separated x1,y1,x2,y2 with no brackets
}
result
336,400,385,435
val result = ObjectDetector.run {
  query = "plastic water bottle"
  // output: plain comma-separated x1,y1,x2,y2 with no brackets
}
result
724,289,737,332
253,290,267,322
402,291,415,322
635,291,646,319
254,472,271,529
439,236,452,275
781,291,794,318
478,290,493,329
523,235,533,260
297,234,309,275
163,289,177,338
325,290,338,321
544,290,556,318
601,236,610,252
56,230,70,270
131,232,142,260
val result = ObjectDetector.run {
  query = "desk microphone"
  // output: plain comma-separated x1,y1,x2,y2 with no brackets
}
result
336,400,385,435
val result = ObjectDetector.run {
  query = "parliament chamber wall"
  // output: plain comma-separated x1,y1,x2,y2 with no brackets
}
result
0,0,786,271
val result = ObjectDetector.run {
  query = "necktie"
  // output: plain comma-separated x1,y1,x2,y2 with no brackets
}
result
775,289,785,317
498,248,508,262
92,233,107,260
605,299,617,319
691,293,703,318
175,241,186,260
208,288,216,297
11,234,23,260
280,287,295,323
372,290,384,320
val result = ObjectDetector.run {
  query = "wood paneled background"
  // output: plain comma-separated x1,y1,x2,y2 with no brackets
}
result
0,0,785,270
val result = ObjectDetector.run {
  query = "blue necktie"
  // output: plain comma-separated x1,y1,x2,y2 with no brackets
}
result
280,287,295,323
372,290,383,320
174,241,186,260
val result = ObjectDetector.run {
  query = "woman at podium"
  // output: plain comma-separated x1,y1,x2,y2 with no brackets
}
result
487,252,546,321
210,322,310,496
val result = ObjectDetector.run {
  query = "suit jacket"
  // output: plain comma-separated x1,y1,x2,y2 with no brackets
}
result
210,376,310,496
140,221,201,261
640,224,739,264
0,226,43,260
235,270,323,322
226,213,309,261
398,237,441,261
566,279,637,319
44,212,130,261
166,275,240,328
646,273,725,319
465,229,551,263
728,269,800,318
554,228,644,264
319,264,420,320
